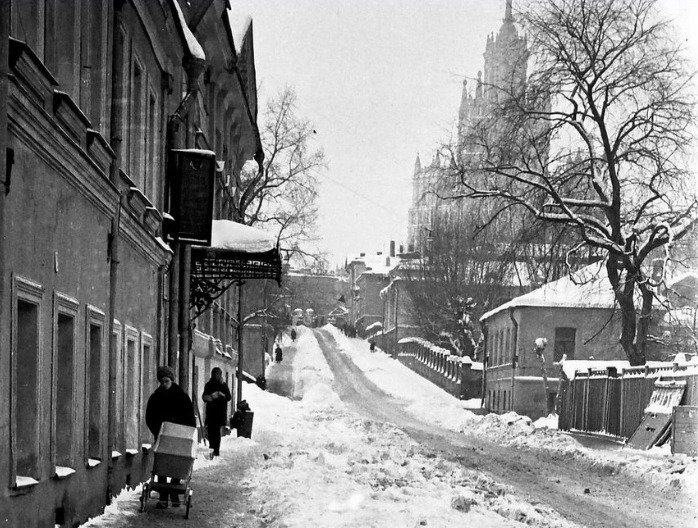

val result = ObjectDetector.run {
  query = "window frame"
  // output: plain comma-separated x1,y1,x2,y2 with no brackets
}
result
554,326,577,362
123,325,140,451
139,331,153,444
52,292,80,472
10,275,45,487
85,305,106,464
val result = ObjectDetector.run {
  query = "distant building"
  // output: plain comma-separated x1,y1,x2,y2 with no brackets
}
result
345,249,399,336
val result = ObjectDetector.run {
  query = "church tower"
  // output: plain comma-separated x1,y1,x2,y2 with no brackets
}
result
458,0,528,144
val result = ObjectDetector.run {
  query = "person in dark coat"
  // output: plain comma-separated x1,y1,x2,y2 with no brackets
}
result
274,344,283,363
202,367,231,457
145,365,196,509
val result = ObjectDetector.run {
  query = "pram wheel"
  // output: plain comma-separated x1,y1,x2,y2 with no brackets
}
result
184,489,193,519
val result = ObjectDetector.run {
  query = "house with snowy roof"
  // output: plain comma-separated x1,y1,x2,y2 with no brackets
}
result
345,246,400,336
479,262,634,420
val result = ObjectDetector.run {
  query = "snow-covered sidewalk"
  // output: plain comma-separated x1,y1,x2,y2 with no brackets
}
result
81,325,698,527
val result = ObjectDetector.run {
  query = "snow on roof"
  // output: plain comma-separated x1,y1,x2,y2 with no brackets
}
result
171,0,205,61
225,8,253,58
328,305,348,316
208,220,276,253
365,321,383,333
171,148,216,157
481,261,615,322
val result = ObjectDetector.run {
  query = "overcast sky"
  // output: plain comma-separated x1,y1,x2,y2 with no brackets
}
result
232,0,698,269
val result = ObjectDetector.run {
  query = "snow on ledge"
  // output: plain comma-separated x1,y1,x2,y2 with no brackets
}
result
54,466,76,479
111,450,122,459
207,220,277,253
87,458,101,468
171,0,206,60
125,448,139,457
14,476,39,488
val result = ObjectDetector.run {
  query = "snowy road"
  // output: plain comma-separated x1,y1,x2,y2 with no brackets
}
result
82,325,697,528
313,328,698,528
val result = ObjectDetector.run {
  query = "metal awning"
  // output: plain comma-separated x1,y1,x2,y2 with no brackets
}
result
190,220,282,319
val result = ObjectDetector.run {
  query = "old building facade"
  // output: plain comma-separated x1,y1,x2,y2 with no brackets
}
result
0,1,262,525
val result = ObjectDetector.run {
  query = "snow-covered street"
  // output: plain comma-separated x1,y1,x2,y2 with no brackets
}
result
82,326,698,527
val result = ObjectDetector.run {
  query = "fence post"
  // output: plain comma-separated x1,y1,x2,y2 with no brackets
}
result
603,366,618,434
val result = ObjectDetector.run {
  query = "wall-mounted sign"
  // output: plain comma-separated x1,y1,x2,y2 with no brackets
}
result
169,149,216,245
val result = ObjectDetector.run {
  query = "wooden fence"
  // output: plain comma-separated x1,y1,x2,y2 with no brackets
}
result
558,364,698,439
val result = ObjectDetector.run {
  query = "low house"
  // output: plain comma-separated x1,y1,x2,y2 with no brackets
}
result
479,263,630,420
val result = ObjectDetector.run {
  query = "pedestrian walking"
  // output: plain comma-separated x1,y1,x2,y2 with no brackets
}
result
145,365,196,509
369,340,376,352
275,344,283,363
202,367,232,458
291,328,297,341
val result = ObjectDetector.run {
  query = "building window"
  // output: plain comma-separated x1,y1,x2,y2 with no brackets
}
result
54,293,79,469
12,276,44,482
554,327,576,361
86,306,106,462
124,326,140,449
140,333,153,444
111,320,123,451
131,59,144,187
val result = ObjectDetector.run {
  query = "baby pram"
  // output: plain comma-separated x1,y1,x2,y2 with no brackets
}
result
140,421,196,518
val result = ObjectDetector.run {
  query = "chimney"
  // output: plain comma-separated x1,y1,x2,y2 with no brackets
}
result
360,252,365,257
377,251,382,256
390,240,395,257
399,244,404,254
386,256,391,267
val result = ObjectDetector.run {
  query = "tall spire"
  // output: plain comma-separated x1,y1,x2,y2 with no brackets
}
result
505,0,513,21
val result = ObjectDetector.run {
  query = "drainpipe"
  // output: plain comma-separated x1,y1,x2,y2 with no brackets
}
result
166,53,206,389
106,0,126,502
509,308,518,413
0,0,10,487
236,280,245,404
393,280,399,358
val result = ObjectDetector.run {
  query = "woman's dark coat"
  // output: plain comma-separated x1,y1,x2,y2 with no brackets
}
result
202,378,232,426
145,383,196,438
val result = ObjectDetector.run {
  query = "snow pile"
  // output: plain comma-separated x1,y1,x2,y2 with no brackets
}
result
324,325,698,495
242,383,579,528
291,327,334,399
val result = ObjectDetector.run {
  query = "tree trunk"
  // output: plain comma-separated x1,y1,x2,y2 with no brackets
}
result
607,261,646,366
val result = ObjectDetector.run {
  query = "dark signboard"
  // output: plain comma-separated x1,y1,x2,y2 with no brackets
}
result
169,149,215,245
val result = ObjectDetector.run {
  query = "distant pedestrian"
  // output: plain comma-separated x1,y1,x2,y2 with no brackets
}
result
291,328,297,341
275,344,283,363
369,340,376,352
202,367,231,457
145,365,196,509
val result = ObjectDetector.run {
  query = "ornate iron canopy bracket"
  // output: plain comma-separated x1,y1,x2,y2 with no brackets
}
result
189,245,281,319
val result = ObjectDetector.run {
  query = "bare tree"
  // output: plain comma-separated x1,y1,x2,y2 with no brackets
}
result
231,87,326,267
448,0,697,365
403,204,528,356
